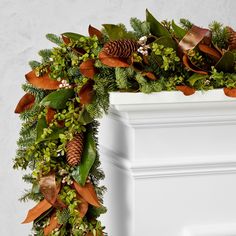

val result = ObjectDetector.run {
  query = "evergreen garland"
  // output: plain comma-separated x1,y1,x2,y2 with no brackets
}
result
14,10,236,236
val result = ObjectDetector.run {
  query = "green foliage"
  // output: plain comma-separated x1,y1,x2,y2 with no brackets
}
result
115,67,135,89
209,21,229,49
135,73,163,93
38,49,52,63
180,18,193,30
102,24,136,40
29,60,41,69
130,17,150,38
152,44,180,71
146,9,171,37
171,20,187,39
40,88,75,109
211,67,236,88
46,33,63,45
72,127,97,185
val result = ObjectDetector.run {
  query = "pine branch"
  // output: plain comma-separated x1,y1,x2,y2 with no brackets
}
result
46,33,63,45
130,17,150,38
180,18,193,30
29,60,41,70
209,21,229,48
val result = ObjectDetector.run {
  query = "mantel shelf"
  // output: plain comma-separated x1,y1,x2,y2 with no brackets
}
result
109,89,235,105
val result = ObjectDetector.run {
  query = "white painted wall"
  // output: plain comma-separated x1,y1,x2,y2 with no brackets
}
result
0,0,236,235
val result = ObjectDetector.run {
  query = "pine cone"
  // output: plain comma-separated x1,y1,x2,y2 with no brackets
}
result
66,133,84,166
103,39,140,58
227,26,236,50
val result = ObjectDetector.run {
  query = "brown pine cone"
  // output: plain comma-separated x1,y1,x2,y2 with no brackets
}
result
227,26,236,50
103,39,140,58
66,133,84,166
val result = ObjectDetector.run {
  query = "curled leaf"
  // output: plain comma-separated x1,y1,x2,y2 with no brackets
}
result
198,44,221,61
176,85,196,96
22,199,52,224
25,71,60,90
39,173,58,205
183,54,208,75
80,59,97,79
215,51,235,72
143,72,157,80
224,88,236,97
178,25,211,53
78,80,95,105
14,93,35,114
88,25,103,40
73,182,100,208
99,51,130,67
46,107,56,124
43,213,61,236
77,195,89,218
62,35,71,44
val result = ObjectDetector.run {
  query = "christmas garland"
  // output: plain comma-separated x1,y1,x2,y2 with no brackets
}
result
14,10,236,236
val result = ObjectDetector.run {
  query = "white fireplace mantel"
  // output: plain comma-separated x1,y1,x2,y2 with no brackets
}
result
98,89,236,236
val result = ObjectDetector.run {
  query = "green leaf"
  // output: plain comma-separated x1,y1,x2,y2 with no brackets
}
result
62,32,85,41
72,128,96,186
36,116,47,141
102,24,134,40
188,73,209,86
146,9,171,37
152,36,177,50
171,20,187,39
79,108,93,125
215,51,235,72
40,89,74,110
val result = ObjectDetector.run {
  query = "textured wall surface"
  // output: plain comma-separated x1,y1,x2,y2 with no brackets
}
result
0,0,235,235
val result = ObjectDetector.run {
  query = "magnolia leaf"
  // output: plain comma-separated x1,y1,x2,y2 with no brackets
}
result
25,71,61,90
72,128,96,185
88,25,103,40
215,51,235,72
143,72,157,80
224,88,236,97
73,182,100,207
22,199,52,224
178,25,211,52
14,93,35,114
152,36,177,50
36,115,47,142
77,195,89,218
44,213,61,236
79,59,97,79
176,85,196,96
183,54,208,75
146,9,171,37
62,35,71,44
171,20,187,40
40,89,74,109
46,107,56,124
79,108,94,125
61,32,85,42
99,51,130,67
188,73,209,86
39,173,58,205
198,44,221,61
78,80,95,105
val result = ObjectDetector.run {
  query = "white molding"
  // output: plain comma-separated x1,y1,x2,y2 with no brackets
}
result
108,90,236,128
100,146,236,179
